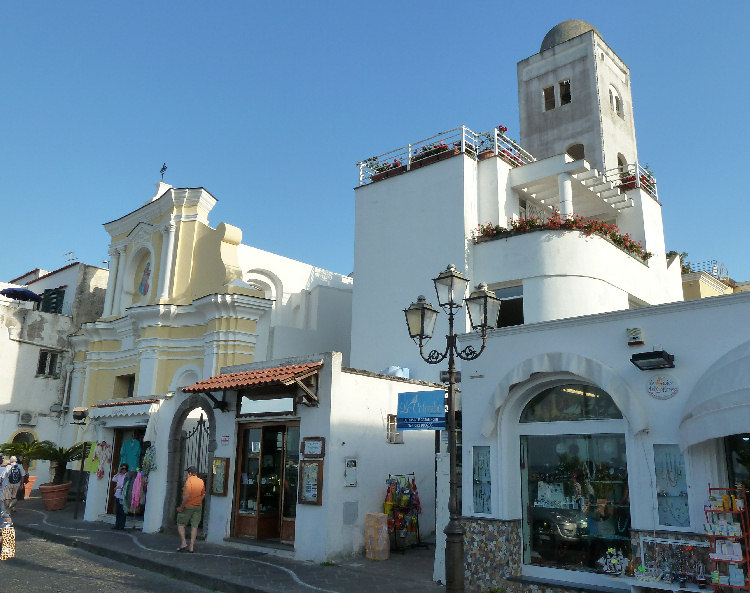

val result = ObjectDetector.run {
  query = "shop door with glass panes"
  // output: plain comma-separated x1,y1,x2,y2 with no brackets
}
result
234,423,299,542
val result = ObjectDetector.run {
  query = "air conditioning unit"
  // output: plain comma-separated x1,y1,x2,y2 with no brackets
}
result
18,411,38,426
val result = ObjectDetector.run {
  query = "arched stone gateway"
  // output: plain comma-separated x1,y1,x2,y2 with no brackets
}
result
162,394,217,534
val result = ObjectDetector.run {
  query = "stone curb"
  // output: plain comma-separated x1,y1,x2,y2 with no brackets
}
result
15,523,267,593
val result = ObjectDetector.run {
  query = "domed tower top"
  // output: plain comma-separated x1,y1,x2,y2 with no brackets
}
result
518,19,638,177
540,20,600,52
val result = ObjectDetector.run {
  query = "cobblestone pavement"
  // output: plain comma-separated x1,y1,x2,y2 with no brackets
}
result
10,495,443,593
2,530,219,593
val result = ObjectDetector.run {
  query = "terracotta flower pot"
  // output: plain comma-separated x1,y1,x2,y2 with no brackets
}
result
23,475,36,498
39,482,72,511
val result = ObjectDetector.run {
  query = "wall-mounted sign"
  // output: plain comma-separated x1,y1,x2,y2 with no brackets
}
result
299,459,323,505
211,457,229,496
647,375,679,400
301,437,325,458
221,435,230,445
344,457,357,487
397,390,446,430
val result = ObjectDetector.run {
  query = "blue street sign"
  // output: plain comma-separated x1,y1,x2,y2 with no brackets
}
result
397,390,446,430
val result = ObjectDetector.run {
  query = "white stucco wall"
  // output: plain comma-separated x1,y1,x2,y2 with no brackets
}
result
456,291,750,557
351,155,477,379
26,264,82,317
0,304,73,467
211,352,439,562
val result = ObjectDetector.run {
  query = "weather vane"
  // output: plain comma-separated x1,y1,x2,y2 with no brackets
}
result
160,163,167,181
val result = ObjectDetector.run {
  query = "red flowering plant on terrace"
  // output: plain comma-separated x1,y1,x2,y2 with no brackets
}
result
474,213,653,262
365,156,403,174
412,141,451,161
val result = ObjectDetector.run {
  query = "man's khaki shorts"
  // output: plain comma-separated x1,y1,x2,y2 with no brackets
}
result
176,505,202,528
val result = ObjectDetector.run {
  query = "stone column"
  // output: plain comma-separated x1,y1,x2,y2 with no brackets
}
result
102,247,120,316
558,173,573,219
157,221,176,302
111,247,126,316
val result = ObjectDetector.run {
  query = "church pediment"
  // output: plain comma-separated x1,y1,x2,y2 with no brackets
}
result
127,221,157,246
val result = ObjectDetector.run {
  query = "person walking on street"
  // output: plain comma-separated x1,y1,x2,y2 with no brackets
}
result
0,457,25,513
111,463,128,530
176,466,205,553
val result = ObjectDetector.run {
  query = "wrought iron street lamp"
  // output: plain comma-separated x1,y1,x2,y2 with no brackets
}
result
403,264,500,592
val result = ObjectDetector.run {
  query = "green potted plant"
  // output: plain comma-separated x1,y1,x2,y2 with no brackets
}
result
36,441,86,511
0,439,51,497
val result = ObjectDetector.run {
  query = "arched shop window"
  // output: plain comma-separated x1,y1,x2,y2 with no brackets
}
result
520,383,630,572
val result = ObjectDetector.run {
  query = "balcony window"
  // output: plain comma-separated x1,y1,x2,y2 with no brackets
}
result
39,287,65,314
492,285,523,328
37,350,59,378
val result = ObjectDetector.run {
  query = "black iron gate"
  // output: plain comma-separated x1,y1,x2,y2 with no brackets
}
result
177,413,210,508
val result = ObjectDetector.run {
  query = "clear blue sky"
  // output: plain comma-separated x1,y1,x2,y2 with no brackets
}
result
2,2,748,282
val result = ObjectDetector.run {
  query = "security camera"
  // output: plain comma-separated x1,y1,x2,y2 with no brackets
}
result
72,407,88,422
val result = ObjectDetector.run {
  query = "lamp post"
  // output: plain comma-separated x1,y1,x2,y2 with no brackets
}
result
404,264,500,593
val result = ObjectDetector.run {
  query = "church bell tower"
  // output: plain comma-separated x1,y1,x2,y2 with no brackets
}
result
517,20,639,176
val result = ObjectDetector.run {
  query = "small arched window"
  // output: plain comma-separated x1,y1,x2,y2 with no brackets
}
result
520,383,622,422
609,85,624,118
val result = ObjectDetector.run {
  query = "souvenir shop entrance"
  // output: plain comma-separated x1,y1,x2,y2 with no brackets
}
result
107,427,146,517
233,421,300,543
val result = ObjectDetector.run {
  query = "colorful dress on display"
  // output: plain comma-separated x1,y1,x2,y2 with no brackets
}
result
142,445,157,474
92,441,113,479
119,439,141,471
130,471,144,510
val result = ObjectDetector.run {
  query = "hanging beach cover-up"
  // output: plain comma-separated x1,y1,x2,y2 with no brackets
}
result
93,441,113,479
130,471,144,510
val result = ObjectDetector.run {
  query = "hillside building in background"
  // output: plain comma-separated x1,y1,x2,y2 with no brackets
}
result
0,263,107,486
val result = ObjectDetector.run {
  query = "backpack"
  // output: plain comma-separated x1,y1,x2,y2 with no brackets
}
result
7,465,21,485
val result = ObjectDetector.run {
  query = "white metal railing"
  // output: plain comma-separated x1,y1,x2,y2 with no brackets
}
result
357,125,535,185
604,162,658,200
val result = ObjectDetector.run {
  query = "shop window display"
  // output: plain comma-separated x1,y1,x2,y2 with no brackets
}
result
654,444,689,527
473,446,491,514
520,384,630,572
725,434,750,493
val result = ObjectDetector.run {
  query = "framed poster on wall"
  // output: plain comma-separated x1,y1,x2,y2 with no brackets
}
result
300,437,325,458
299,459,323,505
211,457,229,496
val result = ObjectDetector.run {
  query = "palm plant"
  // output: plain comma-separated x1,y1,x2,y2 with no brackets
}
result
0,439,51,471
37,441,87,485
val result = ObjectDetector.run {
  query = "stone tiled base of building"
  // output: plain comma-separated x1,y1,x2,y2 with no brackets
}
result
463,517,522,592
463,520,710,593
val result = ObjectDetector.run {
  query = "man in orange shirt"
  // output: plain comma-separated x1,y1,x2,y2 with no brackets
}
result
176,466,205,553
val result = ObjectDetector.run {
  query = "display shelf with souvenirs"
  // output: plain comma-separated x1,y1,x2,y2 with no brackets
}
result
382,473,427,553
634,536,710,590
704,486,750,592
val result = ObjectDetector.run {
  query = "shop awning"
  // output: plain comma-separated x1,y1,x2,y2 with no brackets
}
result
679,340,750,451
182,362,323,408
88,398,161,419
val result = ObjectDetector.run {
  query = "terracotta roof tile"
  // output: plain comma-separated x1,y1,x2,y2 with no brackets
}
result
182,362,323,393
